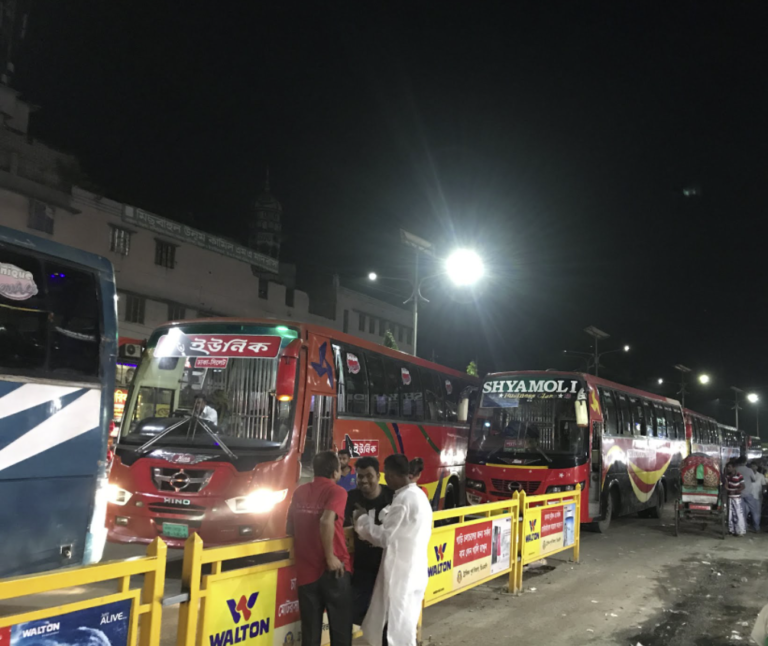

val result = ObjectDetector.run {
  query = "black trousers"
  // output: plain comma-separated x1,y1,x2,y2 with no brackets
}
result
298,571,352,646
351,570,377,626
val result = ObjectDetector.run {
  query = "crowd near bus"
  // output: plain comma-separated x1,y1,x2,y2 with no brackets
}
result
106,318,477,547
0,224,117,577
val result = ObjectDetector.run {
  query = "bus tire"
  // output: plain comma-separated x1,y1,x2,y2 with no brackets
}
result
444,481,458,510
647,485,664,519
594,489,616,533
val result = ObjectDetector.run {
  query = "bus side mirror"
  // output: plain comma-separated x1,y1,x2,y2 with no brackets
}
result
276,339,302,402
458,397,470,423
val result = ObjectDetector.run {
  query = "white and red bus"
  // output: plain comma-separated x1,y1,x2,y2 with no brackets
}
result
746,434,763,462
107,318,477,546
466,371,686,531
685,410,743,468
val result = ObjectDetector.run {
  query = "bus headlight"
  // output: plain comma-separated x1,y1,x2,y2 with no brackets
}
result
106,484,132,506
466,478,485,492
546,486,562,493
226,489,288,514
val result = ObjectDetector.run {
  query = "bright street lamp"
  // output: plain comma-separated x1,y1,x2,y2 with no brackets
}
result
657,378,664,385
748,393,759,404
445,249,484,287
623,345,630,352
748,393,760,435
368,272,377,281
699,374,710,385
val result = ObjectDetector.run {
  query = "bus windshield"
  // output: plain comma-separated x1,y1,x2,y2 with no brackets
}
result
120,323,300,452
470,376,589,460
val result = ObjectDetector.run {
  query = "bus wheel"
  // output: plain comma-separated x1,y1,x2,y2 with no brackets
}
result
594,490,615,533
444,482,457,510
647,485,664,519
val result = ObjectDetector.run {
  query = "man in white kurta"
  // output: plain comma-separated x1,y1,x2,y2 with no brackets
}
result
354,454,433,646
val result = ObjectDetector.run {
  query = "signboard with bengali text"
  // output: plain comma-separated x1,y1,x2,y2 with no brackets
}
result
154,334,281,359
523,502,576,561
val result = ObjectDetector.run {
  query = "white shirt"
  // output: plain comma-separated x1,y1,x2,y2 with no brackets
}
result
355,483,433,646
751,472,766,499
199,405,218,425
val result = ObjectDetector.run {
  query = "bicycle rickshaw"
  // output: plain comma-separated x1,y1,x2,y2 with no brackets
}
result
674,452,726,539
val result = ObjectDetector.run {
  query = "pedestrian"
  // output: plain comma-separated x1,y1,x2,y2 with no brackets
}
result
735,456,760,532
354,454,433,646
337,449,357,492
725,461,747,536
750,462,766,525
408,457,429,498
344,457,393,625
286,451,352,646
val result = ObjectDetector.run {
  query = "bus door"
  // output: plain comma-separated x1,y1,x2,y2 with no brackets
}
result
589,421,602,518
299,334,337,482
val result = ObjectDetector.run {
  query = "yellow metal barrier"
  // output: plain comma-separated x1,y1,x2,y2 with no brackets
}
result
0,539,166,646
516,486,581,592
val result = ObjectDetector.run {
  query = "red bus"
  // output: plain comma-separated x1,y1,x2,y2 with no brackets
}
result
107,318,477,546
466,371,686,531
685,410,744,469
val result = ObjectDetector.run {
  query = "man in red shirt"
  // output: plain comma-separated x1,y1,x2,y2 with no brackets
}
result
287,451,352,646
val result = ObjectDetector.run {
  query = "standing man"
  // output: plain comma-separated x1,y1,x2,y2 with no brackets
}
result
344,457,393,625
287,451,352,646
337,449,357,492
355,454,432,646
726,461,747,536
736,456,760,532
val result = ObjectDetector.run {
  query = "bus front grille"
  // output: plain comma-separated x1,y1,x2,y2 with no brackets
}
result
152,468,213,493
491,479,542,495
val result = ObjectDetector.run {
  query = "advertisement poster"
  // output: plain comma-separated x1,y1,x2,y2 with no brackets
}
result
425,529,456,603
539,506,564,556
524,503,574,561
0,599,131,646
453,521,492,590
522,507,543,560
490,517,512,575
563,503,576,547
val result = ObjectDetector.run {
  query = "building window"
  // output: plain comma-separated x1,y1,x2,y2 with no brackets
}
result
369,317,375,334
154,240,176,269
358,313,366,332
110,226,132,256
379,319,385,337
406,328,413,345
28,200,54,234
125,294,146,324
168,302,185,321
343,309,349,333
258,278,269,299
398,325,404,343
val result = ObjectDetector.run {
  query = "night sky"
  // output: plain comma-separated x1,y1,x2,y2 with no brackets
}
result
15,2,768,429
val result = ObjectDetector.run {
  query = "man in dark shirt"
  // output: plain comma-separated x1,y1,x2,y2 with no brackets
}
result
287,451,352,646
344,456,393,625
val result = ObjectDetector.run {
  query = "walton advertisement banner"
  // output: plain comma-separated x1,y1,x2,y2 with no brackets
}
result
0,599,132,646
523,502,577,561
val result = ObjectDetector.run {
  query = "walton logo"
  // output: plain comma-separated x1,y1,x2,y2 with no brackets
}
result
428,543,451,577
227,593,258,623
526,518,540,543
210,593,270,646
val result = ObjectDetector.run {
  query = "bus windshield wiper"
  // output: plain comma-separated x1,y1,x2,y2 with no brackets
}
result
135,414,238,460
536,446,553,463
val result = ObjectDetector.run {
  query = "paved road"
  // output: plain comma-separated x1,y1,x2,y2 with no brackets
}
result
2,508,766,646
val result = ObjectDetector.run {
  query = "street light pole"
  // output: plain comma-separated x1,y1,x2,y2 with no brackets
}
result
674,364,691,409
412,249,419,357
583,326,611,378
731,386,743,430
747,393,759,436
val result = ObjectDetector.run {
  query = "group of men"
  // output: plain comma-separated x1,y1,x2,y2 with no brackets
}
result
286,450,432,646
725,456,766,535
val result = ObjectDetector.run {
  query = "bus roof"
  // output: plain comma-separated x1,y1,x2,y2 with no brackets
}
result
153,316,476,381
0,224,114,276
483,370,681,406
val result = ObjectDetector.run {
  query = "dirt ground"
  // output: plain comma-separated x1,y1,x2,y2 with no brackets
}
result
2,508,767,646
422,508,768,646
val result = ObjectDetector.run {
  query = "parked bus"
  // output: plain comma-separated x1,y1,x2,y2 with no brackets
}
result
718,424,743,465
685,409,720,460
107,318,477,546
466,371,685,532
0,225,116,577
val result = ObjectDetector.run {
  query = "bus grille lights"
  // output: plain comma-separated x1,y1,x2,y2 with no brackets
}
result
106,484,132,506
277,394,293,402
547,481,585,494
226,488,288,514
466,478,485,492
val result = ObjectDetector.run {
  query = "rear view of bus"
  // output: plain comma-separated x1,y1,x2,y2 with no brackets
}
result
466,372,590,518
0,225,116,577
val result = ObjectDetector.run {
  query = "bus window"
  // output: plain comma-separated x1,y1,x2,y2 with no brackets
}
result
672,409,684,440
692,417,701,443
642,400,655,436
134,387,174,420
46,263,101,378
381,357,401,418
600,389,618,436
444,377,459,422
663,407,676,439
366,353,389,417
399,364,424,420
616,393,631,435
653,404,667,439
0,245,48,371
334,344,369,416
629,397,645,436
423,369,446,422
